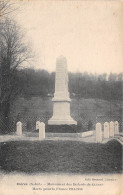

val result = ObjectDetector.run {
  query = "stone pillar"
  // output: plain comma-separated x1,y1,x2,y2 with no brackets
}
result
104,122,110,139
36,121,40,130
109,121,114,137
96,123,102,143
48,56,77,125
114,121,119,135
39,122,45,140
16,121,22,136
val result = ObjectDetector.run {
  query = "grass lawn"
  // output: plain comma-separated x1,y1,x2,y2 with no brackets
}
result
0,140,122,174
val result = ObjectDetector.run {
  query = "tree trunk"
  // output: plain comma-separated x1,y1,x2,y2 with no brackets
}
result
0,56,11,134
0,101,10,134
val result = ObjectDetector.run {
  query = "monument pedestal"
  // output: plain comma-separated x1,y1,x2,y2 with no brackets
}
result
48,100,77,125
48,56,77,126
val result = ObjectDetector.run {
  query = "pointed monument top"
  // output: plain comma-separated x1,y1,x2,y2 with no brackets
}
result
56,55,67,65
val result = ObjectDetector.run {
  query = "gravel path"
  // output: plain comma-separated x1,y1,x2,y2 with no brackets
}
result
0,131,122,144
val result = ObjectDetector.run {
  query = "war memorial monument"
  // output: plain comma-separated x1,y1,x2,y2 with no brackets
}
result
48,56,77,125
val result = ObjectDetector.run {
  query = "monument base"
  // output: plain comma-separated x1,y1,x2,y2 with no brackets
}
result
48,118,77,125
46,124,77,133
48,101,77,125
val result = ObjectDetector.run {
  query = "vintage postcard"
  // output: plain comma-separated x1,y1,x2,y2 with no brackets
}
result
0,0,122,195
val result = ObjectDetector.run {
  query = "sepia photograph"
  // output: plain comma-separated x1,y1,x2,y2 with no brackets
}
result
0,0,123,194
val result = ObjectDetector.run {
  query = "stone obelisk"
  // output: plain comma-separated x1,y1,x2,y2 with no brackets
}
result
48,56,77,125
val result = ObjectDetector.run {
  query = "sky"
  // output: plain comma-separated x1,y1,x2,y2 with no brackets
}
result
12,0,123,74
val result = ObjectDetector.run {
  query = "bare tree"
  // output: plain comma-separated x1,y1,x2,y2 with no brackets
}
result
0,18,32,134
0,0,16,17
